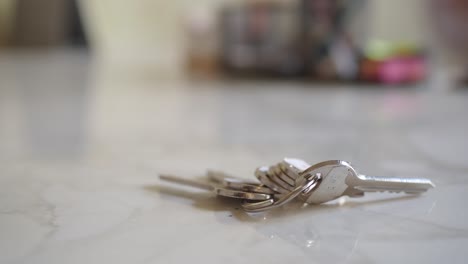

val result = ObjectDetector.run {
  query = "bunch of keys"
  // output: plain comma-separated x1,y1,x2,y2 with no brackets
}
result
159,158,435,212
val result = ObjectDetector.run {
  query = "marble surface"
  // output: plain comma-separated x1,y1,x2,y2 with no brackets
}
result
1,50,468,264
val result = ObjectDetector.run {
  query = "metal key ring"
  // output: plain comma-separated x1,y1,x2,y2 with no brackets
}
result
242,173,322,212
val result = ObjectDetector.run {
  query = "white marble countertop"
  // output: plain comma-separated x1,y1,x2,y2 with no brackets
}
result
1,50,468,264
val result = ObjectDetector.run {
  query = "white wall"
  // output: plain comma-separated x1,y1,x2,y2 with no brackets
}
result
368,0,429,45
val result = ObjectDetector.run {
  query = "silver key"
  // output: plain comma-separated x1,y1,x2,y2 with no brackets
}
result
255,166,290,193
272,165,295,186
280,158,311,179
159,158,435,212
298,160,435,204
268,166,294,191
159,174,272,201
242,172,322,212
258,158,312,188
206,170,275,194
254,159,307,193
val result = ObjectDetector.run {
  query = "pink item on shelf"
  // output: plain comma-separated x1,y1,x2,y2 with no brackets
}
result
378,56,426,84
379,58,407,84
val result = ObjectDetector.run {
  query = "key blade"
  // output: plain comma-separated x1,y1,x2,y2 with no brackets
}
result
159,174,215,191
352,175,435,194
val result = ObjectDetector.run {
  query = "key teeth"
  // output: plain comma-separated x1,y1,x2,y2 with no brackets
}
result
373,190,430,194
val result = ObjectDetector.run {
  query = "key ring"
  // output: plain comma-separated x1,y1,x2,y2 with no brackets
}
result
159,157,434,212
242,172,322,212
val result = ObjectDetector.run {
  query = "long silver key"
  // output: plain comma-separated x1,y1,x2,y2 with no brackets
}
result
159,174,272,201
298,160,435,204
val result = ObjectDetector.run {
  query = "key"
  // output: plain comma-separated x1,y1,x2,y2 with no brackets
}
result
276,157,312,186
255,159,309,193
159,158,436,212
276,158,316,193
255,166,290,194
268,166,294,190
298,160,435,204
272,165,295,186
206,170,275,194
280,158,311,180
159,174,272,201
242,172,322,212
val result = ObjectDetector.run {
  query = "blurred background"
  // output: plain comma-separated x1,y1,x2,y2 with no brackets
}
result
1,0,468,163
1,0,468,86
